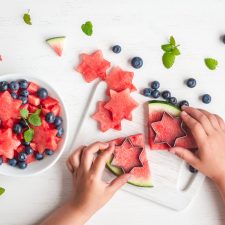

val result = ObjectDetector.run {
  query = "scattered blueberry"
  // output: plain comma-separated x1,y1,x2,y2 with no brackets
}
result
54,116,63,127
151,81,160,90
45,112,55,124
0,81,8,92
20,89,29,97
202,94,211,104
25,146,33,155
22,140,30,146
19,79,29,89
13,124,23,134
37,88,48,99
131,57,143,69
179,100,189,108
11,92,17,99
8,158,17,167
9,81,19,91
18,152,27,162
143,88,152,97
17,161,27,169
19,119,28,128
18,95,28,104
162,90,171,100
151,90,160,99
36,153,44,160
56,126,64,137
45,149,54,156
189,165,198,173
0,157,3,165
186,78,196,88
168,97,177,105
112,45,121,54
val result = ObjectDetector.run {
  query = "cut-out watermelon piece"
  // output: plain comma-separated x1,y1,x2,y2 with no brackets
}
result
0,129,21,159
76,50,110,82
46,36,66,57
28,82,40,94
0,91,22,122
151,112,186,147
105,66,137,95
107,134,152,187
92,101,121,132
104,89,138,123
148,100,197,150
28,95,40,106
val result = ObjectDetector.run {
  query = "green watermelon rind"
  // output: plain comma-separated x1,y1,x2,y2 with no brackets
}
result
46,36,66,43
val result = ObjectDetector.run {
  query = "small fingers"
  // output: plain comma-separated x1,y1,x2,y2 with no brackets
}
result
214,114,225,131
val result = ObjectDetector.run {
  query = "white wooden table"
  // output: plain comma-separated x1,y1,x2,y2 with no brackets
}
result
0,0,225,224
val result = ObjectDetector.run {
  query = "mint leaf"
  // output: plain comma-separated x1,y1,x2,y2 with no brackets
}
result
172,47,181,56
24,128,34,142
0,187,5,196
23,10,32,25
20,108,29,119
161,44,173,52
81,21,93,36
28,114,41,126
34,109,41,116
162,52,175,69
204,58,218,70
170,36,176,46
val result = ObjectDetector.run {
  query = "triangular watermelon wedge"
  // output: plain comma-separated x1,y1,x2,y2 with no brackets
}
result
46,36,66,57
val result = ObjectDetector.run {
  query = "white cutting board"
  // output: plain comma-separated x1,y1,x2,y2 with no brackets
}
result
73,81,205,211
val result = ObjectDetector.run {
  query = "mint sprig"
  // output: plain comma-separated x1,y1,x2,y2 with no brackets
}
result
0,187,5,196
23,10,32,25
24,128,34,142
204,58,218,70
161,36,181,69
81,21,93,36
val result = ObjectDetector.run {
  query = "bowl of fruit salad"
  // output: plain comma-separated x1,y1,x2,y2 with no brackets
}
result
0,74,68,177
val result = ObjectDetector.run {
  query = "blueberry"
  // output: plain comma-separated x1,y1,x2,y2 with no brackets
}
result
162,90,171,100
17,161,27,169
186,78,196,88
19,119,29,128
143,88,152,97
56,126,64,137
189,165,198,173
45,112,55,124
0,81,8,92
22,140,30,146
0,157,3,165
112,45,121,54
45,149,54,156
20,89,29,97
8,158,17,167
202,94,211,104
179,100,189,108
168,97,177,105
11,92,17,99
9,81,19,91
36,153,44,160
151,90,160,99
151,81,160,90
25,146,33,155
131,57,143,69
18,79,29,89
37,88,48,99
18,95,28,104
54,116,63,127
13,124,23,134
18,152,27,162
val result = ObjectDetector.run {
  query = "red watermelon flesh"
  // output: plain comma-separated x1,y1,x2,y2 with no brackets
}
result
46,36,66,57
28,95,40,106
28,82,40,94
105,66,137,95
76,50,111,82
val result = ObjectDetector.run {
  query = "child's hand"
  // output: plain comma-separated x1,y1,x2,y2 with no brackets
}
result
170,106,225,185
66,142,130,219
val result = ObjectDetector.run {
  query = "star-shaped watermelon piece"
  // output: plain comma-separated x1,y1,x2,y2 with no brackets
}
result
92,101,121,132
105,66,137,95
111,137,143,173
0,128,21,159
151,112,186,147
76,50,111,82
0,91,22,122
104,89,138,123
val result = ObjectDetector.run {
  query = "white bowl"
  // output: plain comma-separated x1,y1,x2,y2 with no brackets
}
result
0,73,68,177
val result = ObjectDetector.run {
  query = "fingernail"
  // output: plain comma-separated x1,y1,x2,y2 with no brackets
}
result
181,105,188,110
181,111,188,116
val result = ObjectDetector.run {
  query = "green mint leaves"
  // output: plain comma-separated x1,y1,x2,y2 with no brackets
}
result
0,187,5,196
161,36,181,69
23,10,32,25
81,21,93,36
20,108,42,142
204,58,218,70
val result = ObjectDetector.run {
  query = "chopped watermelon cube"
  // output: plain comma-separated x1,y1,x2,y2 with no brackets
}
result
28,95,41,106
51,104,60,116
42,97,58,109
28,82,40,94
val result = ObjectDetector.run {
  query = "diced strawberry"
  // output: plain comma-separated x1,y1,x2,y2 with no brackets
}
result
28,95,41,106
51,104,60,116
28,82,40,94
42,97,58,109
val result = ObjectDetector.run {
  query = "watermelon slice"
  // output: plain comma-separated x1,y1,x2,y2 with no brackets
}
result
46,36,66,57
107,134,153,187
92,101,121,132
76,50,110,82
148,100,197,150
104,89,138,123
105,66,137,95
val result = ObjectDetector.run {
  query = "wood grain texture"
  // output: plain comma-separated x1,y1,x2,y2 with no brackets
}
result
0,0,225,224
